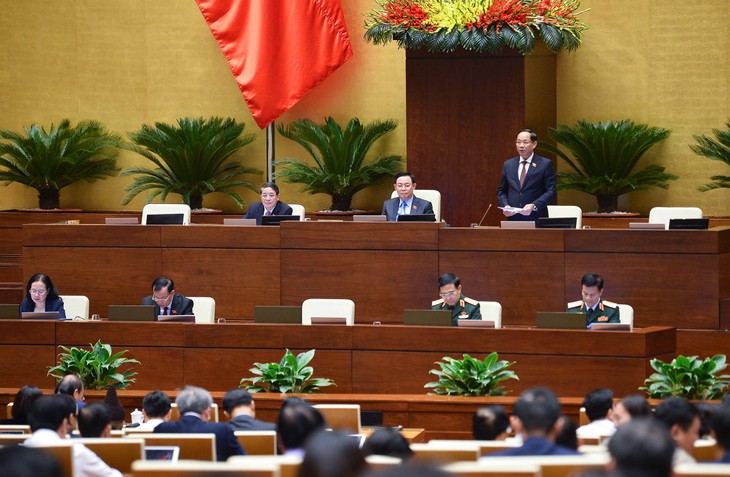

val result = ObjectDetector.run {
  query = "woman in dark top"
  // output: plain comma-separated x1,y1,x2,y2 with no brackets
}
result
20,273,66,319
0,385,43,425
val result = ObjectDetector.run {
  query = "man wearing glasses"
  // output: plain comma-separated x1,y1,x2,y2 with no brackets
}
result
244,181,293,225
431,273,481,326
142,276,194,318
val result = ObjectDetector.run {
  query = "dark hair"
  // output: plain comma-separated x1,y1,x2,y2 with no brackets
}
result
260,181,280,195
711,403,730,450
555,415,578,450
581,273,604,290
29,394,77,432
152,277,174,293
472,405,509,440
654,396,700,432
608,418,674,477
694,401,716,438
24,273,60,303
0,445,63,477
78,402,111,438
437,273,460,289
516,129,538,142
393,171,416,184
298,430,367,477
618,394,651,419
54,374,83,397
142,390,171,419
512,387,561,434
277,397,326,452
222,389,254,414
362,427,413,459
10,385,43,424
583,388,614,422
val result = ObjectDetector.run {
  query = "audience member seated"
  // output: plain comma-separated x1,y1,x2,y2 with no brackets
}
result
102,386,125,430
484,387,579,457
607,418,674,477
299,429,368,477
711,402,730,463
0,444,63,477
277,397,326,457
566,273,620,327
472,405,509,441
611,395,652,429
362,428,413,460
20,273,66,319
431,273,481,326
55,374,86,410
555,415,578,450
78,402,112,438
654,397,701,466
222,388,276,431
244,181,293,225
24,394,122,477
141,276,194,317
577,388,616,438
153,385,245,461
382,172,433,221
0,385,42,425
136,390,172,431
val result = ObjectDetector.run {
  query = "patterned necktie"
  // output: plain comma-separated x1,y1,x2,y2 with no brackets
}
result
519,161,528,187
264,209,272,216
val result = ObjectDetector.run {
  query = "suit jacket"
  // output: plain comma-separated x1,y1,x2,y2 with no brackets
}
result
382,196,434,222
496,154,556,221
244,201,294,225
154,414,245,461
566,299,620,326
142,293,194,317
486,436,579,457
227,414,276,432
20,297,66,319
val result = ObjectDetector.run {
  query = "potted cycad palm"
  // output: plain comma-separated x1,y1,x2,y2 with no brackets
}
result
540,120,676,213
275,117,403,211
0,119,123,209
122,117,260,210
690,120,730,192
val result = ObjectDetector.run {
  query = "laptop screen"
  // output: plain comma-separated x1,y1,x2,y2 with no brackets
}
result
536,217,577,229
668,218,709,230
21,311,62,320
396,214,436,222
146,213,185,225
145,446,180,462
0,304,20,320
261,215,300,226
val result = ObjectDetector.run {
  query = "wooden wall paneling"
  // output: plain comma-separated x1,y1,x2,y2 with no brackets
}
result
279,221,440,250
0,345,57,389
677,329,730,357
183,324,353,351
161,226,281,249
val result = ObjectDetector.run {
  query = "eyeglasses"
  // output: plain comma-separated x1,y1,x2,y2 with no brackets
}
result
395,184,412,189
515,141,533,146
152,294,172,303
439,290,457,298
261,193,277,199
30,289,48,296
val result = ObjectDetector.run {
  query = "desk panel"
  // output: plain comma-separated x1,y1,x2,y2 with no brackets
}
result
161,225,280,249
280,221,440,250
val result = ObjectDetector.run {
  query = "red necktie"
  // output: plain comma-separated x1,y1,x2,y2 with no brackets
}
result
519,161,528,187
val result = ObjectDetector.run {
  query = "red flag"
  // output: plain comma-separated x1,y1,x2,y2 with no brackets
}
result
195,0,353,129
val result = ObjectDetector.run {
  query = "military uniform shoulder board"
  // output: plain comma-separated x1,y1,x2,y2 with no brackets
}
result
463,297,480,306
601,300,618,308
432,298,445,307
567,300,583,308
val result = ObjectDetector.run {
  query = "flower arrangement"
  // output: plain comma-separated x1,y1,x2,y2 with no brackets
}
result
364,0,589,55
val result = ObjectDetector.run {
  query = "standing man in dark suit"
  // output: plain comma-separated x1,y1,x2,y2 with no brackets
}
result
222,389,276,431
142,276,194,318
497,129,556,221
382,171,434,221
154,386,245,461
244,181,294,225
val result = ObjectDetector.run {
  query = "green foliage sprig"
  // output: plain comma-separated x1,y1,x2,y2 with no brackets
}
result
690,120,730,191
240,349,335,394
640,354,730,400
47,340,140,390
425,352,518,396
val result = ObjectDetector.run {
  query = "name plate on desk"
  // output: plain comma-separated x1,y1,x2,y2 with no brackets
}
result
589,323,632,331
457,319,495,328
310,316,347,325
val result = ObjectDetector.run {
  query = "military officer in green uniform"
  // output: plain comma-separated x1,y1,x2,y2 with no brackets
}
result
566,272,620,327
431,273,482,326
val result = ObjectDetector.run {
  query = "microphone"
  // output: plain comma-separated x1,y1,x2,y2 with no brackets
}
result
477,204,493,227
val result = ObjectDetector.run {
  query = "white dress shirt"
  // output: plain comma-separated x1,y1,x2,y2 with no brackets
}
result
24,428,123,477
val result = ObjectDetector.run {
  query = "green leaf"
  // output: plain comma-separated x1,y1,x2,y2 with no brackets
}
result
46,340,139,390
425,352,518,396
239,349,336,394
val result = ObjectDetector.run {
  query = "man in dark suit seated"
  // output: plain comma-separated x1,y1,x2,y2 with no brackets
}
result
223,388,276,431
244,181,294,225
484,387,579,457
154,385,245,461
142,276,194,318
382,171,434,221
497,129,556,221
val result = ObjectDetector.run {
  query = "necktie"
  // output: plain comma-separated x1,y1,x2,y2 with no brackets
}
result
519,161,528,187
399,202,407,216
163,306,169,315
264,209,272,216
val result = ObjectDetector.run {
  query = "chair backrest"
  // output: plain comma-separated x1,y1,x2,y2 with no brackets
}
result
77,437,144,474
5,402,11,419
301,298,355,326
229,455,302,477
410,442,480,463
478,454,610,477
478,301,502,328
59,295,90,320
675,463,730,477
427,439,522,456
390,189,442,221
142,204,192,225
0,433,31,445
132,460,280,477
0,423,30,434
547,205,583,229
444,460,541,477
289,204,306,221
170,403,219,422
617,304,634,330
142,433,217,461
648,207,703,230
35,443,75,477
234,430,278,455
365,455,402,470
312,404,361,433
188,296,215,324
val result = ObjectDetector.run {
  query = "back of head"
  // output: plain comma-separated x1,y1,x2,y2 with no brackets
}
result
277,397,326,452
299,430,367,477
103,385,125,427
78,402,111,438
512,387,561,434
362,428,413,459
29,394,76,433
711,403,730,451
222,388,253,414
583,388,614,422
608,418,674,477
619,395,651,420
143,390,171,419
654,397,699,431
555,415,578,450
472,405,509,440
55,374,83,397
11,385,43,424
176,385,213,415
0,445,63,477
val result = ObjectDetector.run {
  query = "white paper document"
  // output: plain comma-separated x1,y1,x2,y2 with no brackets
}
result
498,206,524,213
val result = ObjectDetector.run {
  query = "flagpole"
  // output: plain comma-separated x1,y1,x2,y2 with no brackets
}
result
266,121,275,182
